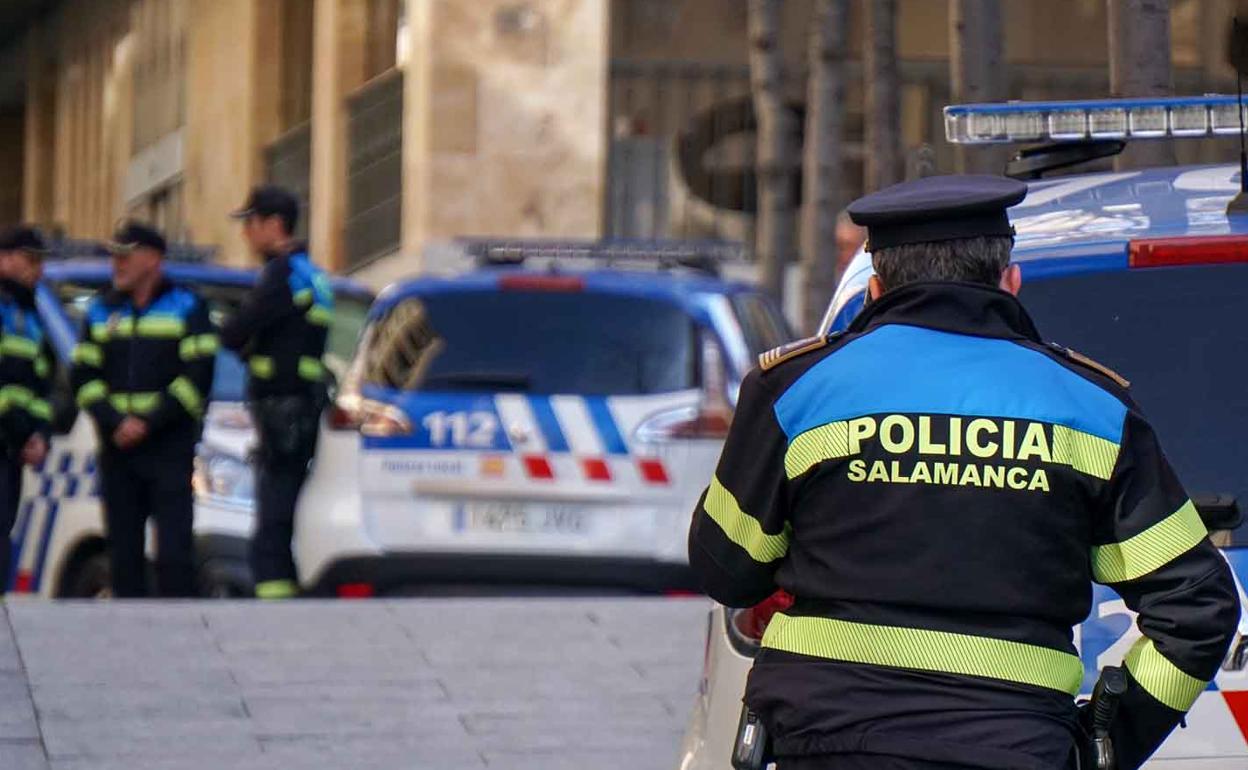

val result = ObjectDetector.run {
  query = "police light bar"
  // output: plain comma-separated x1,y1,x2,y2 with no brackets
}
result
945,96,1248,145
460,238,747,275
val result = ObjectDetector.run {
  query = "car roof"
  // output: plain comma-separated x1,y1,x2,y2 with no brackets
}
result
42,258,375,299
371,267,760,318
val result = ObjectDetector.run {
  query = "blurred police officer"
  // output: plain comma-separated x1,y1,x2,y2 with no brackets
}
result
71,222,216,597
0,227,52,593
689,175,1240,770
221,186,333,600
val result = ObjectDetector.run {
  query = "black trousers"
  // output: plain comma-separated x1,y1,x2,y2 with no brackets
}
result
99,451,196,598
249,394,321,588
0,454,22,594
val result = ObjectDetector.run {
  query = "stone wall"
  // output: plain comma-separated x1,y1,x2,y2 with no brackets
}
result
401,0,610,269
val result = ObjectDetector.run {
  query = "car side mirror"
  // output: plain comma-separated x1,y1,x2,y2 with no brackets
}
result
1193,494,1242,533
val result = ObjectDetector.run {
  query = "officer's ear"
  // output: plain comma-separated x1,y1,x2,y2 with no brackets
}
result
868,275,885,301
998,264,1022,296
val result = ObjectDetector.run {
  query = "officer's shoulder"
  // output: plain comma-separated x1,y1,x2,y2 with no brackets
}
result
758,331,843,374
1043,342,1130,390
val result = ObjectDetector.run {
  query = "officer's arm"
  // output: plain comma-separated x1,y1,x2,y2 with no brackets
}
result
145,298,217,433
70,316,124,437
219,260,294,352
1094,410,1240,770
688,368,790,608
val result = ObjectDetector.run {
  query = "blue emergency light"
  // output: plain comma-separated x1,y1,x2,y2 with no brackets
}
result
944,95,1248,145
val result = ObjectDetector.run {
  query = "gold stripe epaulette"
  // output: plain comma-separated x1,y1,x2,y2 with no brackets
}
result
1052,344,1130,389
759,335,830,372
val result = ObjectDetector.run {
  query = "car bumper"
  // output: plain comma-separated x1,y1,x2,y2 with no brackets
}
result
308,552,697,596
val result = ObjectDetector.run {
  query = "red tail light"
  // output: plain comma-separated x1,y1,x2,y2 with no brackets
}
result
498,275,585,292
1129,235,1248,268
336,582,375,599
727,590,794,654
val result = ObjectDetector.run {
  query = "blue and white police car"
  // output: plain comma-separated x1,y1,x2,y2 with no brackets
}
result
10,252,373,598
680,96,1248,768
310,240,791,595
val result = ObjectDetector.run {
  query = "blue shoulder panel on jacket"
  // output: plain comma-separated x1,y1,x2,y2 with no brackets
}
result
772,324,1128,444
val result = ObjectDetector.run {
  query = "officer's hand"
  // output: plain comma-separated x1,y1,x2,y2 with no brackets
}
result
112,417,149,450
20,434,47,467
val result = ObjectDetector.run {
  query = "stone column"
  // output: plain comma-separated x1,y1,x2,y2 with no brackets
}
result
22,25,56,227
309,0,368,272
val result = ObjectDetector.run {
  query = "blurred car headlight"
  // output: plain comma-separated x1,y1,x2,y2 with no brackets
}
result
193,450,255,507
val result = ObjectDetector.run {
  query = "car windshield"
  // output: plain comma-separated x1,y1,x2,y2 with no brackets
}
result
50,278,372,402
1020,262,1248,540
360,289,699,395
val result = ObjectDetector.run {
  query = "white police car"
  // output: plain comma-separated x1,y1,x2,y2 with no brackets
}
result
679,97,1248,768
301,240,790,595
10,253,373,598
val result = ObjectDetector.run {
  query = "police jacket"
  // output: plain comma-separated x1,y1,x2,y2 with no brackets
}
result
688,282,1240,770
0,280,53,453
70,278,216,456
220,246,333,401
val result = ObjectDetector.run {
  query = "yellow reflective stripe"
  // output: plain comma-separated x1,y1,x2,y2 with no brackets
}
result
704,476,790,563
136,316,185,338
1052,425,1120,481
1124,636,1207,711
178,337,197,360
27,398,50,421
169,376,203,418
107,392,161,414
1092,500,1207,583
785,421,850,479
109,393,129,412
306,304,333,327
35,356,49,379
0,335,39,359
76,379,108,408
72,343,104,367
92,318,134,340
250,355,274,379
255,579,299,600
197,334,219,356
762,613,1084,695
297,356,324,381
293,288,313,307
0,384,34,410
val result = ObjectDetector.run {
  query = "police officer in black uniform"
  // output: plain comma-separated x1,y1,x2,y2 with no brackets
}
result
689,175,1240,770
221,186,333,600
71,222,216,597
0,227,52,592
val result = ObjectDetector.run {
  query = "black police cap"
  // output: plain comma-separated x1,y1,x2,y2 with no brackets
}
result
0,226,48,256
108,220,167,255
847,174,1028,251
231,185,299,229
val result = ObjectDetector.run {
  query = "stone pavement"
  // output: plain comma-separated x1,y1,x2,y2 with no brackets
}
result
0,597,710,770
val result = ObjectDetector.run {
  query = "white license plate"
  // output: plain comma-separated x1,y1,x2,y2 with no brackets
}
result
455,502,589,535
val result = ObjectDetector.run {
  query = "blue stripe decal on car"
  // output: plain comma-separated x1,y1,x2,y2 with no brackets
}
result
7,500,33,591
528,396,570,453
32,501,59,593
586,397,628,455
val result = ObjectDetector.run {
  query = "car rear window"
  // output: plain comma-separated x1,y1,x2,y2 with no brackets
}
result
1021,263,1248,540
361,290,699,395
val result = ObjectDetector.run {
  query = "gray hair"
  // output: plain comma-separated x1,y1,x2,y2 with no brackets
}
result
870,235,1013,289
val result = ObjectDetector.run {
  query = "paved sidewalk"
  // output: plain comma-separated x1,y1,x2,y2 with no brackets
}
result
0,598,710,770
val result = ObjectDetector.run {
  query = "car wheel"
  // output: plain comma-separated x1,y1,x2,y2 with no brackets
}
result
64,552,112,599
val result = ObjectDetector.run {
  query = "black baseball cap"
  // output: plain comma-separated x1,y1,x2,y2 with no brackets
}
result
230,185,299,231
107,220,167,255
847,174,1028,251
0,226,48,256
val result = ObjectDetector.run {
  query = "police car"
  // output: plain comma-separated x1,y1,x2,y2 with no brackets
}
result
679,97,1248,768
306,240,790,594
10,251,373,598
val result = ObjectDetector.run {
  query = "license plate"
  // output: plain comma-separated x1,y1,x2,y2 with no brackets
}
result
455,502,588,535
